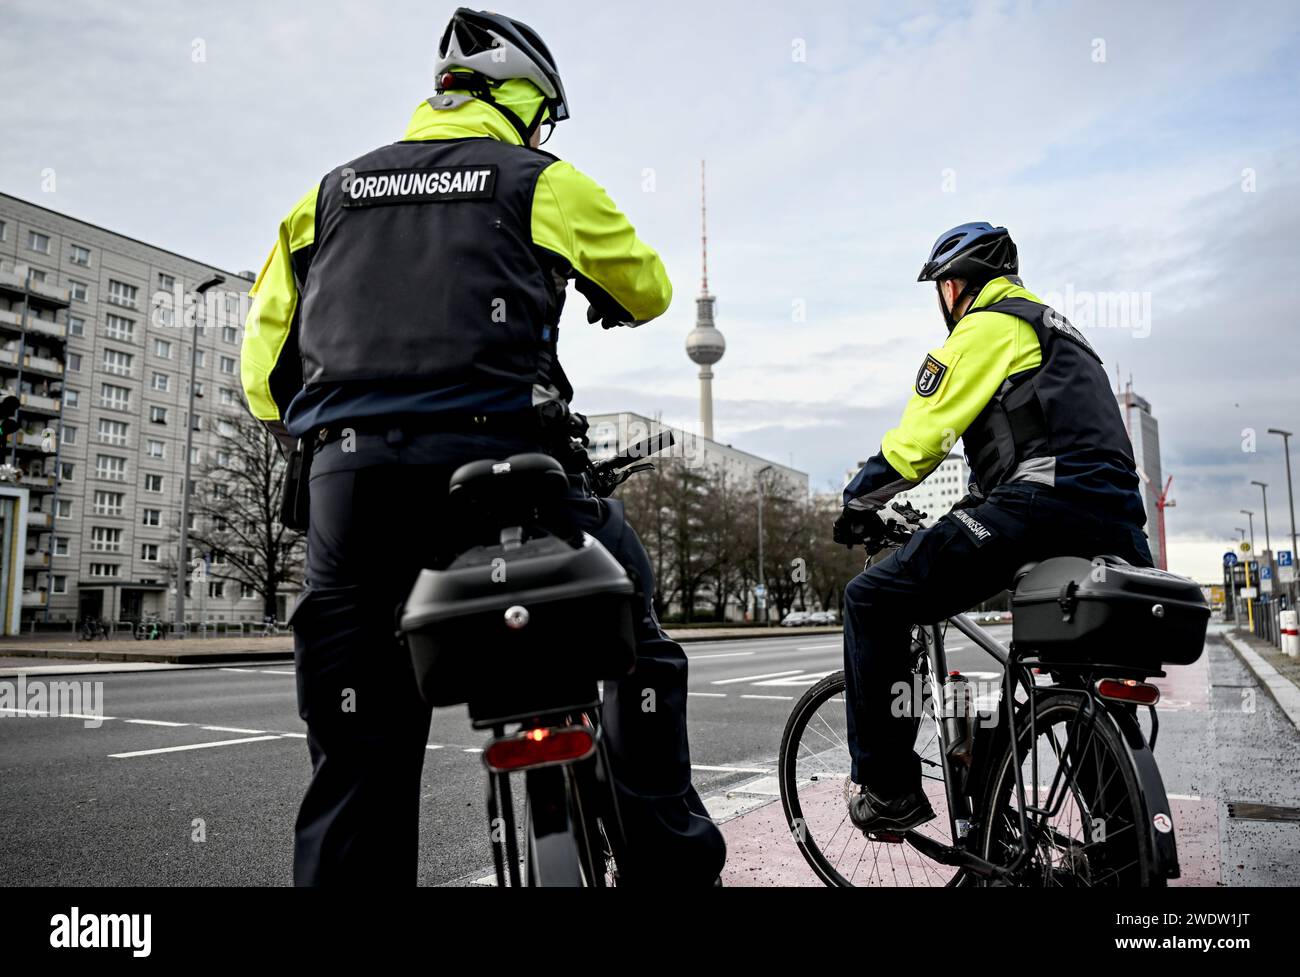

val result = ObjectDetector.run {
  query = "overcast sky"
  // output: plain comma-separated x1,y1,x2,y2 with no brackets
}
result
3,0,1298,579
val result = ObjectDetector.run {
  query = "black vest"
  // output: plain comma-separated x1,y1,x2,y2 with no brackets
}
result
299,137,565,397
962,297,1136,497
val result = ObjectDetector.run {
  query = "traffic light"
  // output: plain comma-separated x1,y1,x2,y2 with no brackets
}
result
0,394,19,444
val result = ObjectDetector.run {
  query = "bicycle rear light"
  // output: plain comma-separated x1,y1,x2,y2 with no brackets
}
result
1095,677,1160,706
483,726,596,772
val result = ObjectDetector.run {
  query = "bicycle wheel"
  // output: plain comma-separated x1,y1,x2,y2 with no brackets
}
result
779,670,962,887
523,765,600,887
978,691,1162,887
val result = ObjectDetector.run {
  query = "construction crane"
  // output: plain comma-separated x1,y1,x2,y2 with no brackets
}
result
1137,468,1175,570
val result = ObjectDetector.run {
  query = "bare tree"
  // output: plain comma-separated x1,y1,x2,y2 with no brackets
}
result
187,411,304,620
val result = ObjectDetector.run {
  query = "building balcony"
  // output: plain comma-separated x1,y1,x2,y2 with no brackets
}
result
0,309,68,342
26,509,52,529
26,550,50,569
0,349,64,379
21,590,48,608
10,428,56,453
0,266,72,308
12,391,62,416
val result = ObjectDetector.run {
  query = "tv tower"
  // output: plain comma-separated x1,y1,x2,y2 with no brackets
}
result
685,160,725,440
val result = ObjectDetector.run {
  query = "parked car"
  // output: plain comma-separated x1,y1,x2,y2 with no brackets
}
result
781,611,811,627
807,611,832,625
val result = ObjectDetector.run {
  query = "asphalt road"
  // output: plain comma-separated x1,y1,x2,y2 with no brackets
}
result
1,624,1297,886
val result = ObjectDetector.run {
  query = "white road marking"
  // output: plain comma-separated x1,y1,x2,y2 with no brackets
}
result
463,748,482,754
259,670,296,676
740,694,794,701
281,732,307,739
219,668,260,673
426,744,444,751
711,669,802,686
688,651,756,661
200,725,266,735
754,670,833,687
688,691,727,698
0,707,48,717
797,644,841,651
124,719,188,727
110,735,283,758
691,763,774,774
1167,793,1202,801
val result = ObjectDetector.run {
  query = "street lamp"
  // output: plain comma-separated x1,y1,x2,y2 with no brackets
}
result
1235,527,1247,542
1251,480,1271,554
1240,510,1255,554
174,273,225,636
756,464,772,626
1267,429,1298,569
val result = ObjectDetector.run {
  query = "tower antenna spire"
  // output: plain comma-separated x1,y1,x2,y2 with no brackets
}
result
700,159,709,295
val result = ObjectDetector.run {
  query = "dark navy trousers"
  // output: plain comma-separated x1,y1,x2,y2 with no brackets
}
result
842,482,1154,796
288,427,725,886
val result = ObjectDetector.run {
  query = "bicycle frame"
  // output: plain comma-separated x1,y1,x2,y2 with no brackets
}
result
913,611,1178,882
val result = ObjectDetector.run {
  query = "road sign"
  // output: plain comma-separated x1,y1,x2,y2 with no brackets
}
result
1281,550,1295,567
1241,541,1252,553
1223,551,1238,567
1261,565,1274,594
1242,587,1258,598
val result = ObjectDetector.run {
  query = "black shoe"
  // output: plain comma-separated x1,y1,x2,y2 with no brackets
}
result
843,778,936,835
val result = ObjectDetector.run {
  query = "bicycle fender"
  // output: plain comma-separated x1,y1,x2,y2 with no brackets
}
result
1106,702,1181,881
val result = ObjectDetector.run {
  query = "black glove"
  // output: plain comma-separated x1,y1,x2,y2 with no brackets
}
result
833,508,885,547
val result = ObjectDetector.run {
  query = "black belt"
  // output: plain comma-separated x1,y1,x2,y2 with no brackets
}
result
314,411,545,445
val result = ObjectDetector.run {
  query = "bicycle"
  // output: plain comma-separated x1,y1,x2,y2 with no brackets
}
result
133,615,166,640
399,426,675,886
778,501,1209,887
78,617,108,641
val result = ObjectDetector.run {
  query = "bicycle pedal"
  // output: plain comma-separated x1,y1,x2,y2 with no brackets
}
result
865,830,908,844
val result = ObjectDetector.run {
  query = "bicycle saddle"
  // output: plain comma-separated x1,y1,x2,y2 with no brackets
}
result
448,452,569,507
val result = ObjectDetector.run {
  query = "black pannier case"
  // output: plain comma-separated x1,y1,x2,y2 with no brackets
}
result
1011,555,1209,667
400,532,636,724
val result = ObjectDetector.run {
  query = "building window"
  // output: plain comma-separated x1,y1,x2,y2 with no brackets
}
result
95,454,127,481
54,536,70,556
69,244,91,267
59,462,74,482
219,355,236,375
56,499,73,519
66,352,82,373
99,383,131,411
103,348,134,376
90,527,123,553
189,414,202,432
221,325,238,344
68,280,89,303
144,473,164,493
52,576,68,595
158,272,175,291
89,563,121,579
60,424,77,445
216,449,233,468
0,220,6,241
208,581,226,599
30,268,47,284
219,387,237,407
241,583,256,600
193,349,206,369
64,389,80,409
189,447,201,465
149,405,168,424
27,230,51,254
68,315,85,337
151,372,170,392
104,314,135,341
107,279,139,309
153,338,172,359
96,420,130,449
141,543,160,562
142,508,161,527
146,439,165,459
92,490,125,516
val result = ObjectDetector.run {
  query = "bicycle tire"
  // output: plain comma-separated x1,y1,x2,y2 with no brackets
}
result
523,765,588,887
978,690,1163,887
779,670,963,887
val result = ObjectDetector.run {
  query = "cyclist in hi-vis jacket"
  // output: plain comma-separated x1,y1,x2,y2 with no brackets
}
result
833,222,1154,835
241,8,724,886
